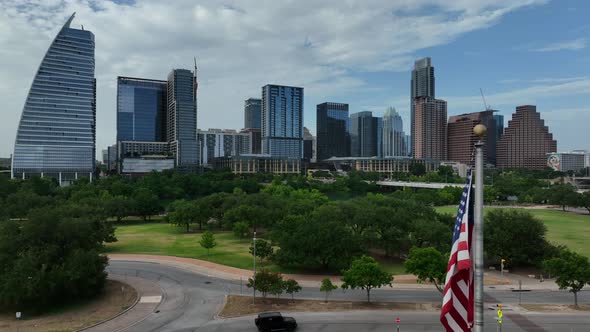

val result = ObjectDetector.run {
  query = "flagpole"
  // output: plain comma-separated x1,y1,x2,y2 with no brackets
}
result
473,124,486,332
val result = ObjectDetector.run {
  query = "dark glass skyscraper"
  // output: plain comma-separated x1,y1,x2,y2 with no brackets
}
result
117,77,167,142
411,57,435,156
12,13,96,184
261,84,304,158
316,102,349,161
167,69,199,167
350,111,379,157
244,98,262,129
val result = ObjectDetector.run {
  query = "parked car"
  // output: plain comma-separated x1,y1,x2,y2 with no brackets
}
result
255,312,297,332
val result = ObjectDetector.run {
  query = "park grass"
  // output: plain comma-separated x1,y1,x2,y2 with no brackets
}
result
105,223,407,275
435,206,590,257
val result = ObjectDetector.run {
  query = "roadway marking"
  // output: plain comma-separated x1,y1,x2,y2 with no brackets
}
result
139,296,162,303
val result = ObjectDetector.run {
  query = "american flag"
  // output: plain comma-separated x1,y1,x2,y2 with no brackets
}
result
440,169,474,332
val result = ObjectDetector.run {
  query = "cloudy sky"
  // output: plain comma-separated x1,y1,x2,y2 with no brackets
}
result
1,0,589,158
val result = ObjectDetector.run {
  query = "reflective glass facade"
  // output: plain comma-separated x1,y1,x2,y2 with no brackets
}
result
117,77,167,142
244,98,262,129
382,107,407,157
261,85,303,159
12,13,96,182
350,111,379,157
167,69,199,167
316,102,349,161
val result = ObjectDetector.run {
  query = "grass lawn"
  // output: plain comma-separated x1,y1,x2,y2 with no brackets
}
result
435,206,590,257
105,223,406,275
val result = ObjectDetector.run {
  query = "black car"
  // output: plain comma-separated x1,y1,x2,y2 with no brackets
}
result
255,312,297,332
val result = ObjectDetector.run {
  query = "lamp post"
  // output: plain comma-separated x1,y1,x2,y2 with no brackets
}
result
252,231,256,304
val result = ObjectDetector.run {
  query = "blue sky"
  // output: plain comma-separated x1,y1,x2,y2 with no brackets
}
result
0,0,588,158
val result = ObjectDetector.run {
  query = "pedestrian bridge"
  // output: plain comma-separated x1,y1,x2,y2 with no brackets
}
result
375,180,464,189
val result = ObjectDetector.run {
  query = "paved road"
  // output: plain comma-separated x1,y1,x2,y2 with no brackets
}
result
106,260,590,332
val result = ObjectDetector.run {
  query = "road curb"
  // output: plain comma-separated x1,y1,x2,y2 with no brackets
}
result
74,279,140,332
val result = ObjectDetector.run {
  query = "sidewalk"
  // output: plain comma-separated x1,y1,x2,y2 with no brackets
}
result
108,254,561,291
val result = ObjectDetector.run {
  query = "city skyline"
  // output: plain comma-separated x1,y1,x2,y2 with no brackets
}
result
1,1,590,159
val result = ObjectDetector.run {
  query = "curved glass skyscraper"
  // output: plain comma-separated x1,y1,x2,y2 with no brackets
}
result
12,13,96,185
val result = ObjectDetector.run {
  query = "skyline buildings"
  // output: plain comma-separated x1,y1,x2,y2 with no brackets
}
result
316,102,350,161
447,110,497,166
382,107,407,157
413,96,447,160
411,57,435,157
167,68,199,168
11,13,96,184
350,111,379,158
497,105,557,169
261,84,304,159
244,98,262,129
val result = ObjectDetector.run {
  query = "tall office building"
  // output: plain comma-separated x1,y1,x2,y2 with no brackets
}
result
117,77,167,142
167,68,199,167
244,98,262,129
198,129,251,165
12,13,96,184
261,84,304,158
413,97,447,160
382,107,407,157
350,111,379,157
447,110,497,165
303,127,315,162
497,105,557,169
316,102,349,161
411,57,435,156
494,114,504,145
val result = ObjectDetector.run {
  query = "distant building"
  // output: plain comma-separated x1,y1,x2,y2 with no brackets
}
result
447,110,497,166
167,68,200,168
0,157,12,169
494,114,504,145
316,102,349,161
121,156,175,175
382,107,407,157
350,111,379,157
241,128,262,154
546,152,586,172
405,135,412,157
413,97,447,160
244,98,262,129
261,85,304,158
12,13,96,185
303,127,315,162
497,105,557,169
198,129,251,166
411,57,435,156
325,156,439,175
214,155,301,174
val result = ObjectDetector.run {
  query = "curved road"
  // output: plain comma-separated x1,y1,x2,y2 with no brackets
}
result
106,260,590,332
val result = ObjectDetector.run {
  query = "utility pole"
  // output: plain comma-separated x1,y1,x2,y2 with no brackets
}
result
473,124,486,332
252,231,257,304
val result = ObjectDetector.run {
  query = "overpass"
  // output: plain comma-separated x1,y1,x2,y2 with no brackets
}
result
375,180,464,189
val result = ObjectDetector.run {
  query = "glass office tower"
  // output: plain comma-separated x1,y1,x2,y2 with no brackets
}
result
244,98,262,129
316,102,349,161
117,77,167,142
167,69,199,167
261,84,304,159
12,13,96,185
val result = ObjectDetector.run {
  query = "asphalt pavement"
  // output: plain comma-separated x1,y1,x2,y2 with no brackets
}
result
100,260,590,332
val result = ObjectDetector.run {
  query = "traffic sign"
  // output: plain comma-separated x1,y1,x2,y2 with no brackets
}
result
396,317,400,324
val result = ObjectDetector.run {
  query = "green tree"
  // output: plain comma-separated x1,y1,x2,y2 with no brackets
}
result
284,279,302,302
133,188,160,221
233,221,250,239
0,206,115,311
485,209,555,267
544,250,590,307
404,247,447,293
341,255,393,303
249,239,274,264
247,269,283,299
320,278,338,303
548,184,578,211
104,195,132,222
168,200,199,233
580,191,590,214
199,231,217,256
409,162,426,176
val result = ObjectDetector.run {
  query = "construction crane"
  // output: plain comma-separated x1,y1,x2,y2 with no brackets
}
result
479,88,491,111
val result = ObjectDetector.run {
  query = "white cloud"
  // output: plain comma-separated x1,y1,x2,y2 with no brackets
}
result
0,0,546,157
532,38,586,52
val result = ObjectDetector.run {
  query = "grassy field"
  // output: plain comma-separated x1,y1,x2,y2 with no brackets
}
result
105,222,407,275
435,206,590,257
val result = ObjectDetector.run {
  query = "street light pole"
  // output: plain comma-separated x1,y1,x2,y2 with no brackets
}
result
473,124,486,332
253,231,256,305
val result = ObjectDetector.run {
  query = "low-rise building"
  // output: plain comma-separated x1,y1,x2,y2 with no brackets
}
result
214,154,301,174
546,152,587,172
120,156,175,175
324,157,439,174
